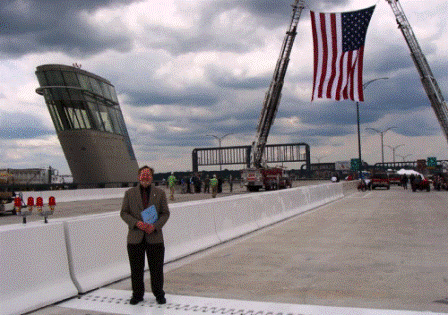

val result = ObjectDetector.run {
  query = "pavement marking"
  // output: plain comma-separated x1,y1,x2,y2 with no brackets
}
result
348,191,373,198
60,288,446,315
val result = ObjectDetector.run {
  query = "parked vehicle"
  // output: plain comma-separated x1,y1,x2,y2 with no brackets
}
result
411,176,431,192
371,173,390,190
0,191,17,214
387,172,401,185
432,174,448,191
242,167,291,192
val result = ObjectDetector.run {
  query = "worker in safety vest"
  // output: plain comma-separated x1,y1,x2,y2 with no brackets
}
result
167,172,177,200
210,174,218,198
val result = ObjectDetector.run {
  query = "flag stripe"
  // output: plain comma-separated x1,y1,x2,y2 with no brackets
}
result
357,46,364,102
318,13,328,99
310,11,318,101
311,6,375,102
326,13,338,99
345,51,353,100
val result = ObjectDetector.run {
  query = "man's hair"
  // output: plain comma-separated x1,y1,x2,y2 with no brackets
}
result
138,165,154,176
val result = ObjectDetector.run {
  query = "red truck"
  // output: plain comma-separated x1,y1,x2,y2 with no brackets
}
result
371,173,390,190
387,172,401,185
242,167,291,192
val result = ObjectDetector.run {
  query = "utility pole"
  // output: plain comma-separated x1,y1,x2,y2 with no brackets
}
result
386,144,404,163
366,127,396,164
206,133,233,171
356,77,389,173
313,156,327,163
397,154,412,162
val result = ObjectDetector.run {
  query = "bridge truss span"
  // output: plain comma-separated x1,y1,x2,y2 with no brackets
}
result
192,143,310,172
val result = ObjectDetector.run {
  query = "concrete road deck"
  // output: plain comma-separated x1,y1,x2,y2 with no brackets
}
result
26,185,448,314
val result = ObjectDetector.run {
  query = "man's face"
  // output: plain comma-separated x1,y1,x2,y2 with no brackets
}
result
139,169,153,187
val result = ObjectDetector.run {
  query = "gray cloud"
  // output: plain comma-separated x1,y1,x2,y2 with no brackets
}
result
140,0,350,56
206,66,269,90
0,0,142,58
143,24,264,56
228,0,350,24
129,89,220,108
0,112,54,139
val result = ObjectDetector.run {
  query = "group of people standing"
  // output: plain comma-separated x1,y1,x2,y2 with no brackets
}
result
165,173,232,199
400,174,426,190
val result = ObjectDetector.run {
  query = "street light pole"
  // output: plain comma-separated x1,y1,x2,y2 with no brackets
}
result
356,101,362,172
206,133,233,171
356,77,389,174
385,144,404,163
313,155,328,163
366,127,397,164
397,154,412,162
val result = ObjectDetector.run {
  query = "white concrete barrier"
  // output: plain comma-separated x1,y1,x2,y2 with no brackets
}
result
0,222,78,315
333,182,345,199
315,183,332,205
1,181,350,315
164,200,221,262
342,180,359,196
63,212,130,293
307,184,324,209
21,187,128,203
279,187,311,217
251,191,286,229
250,193,275,229
277,183,343,221
213,194,259,242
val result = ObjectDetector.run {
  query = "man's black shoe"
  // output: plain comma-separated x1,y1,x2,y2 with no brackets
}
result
156,296,166,304
129,296,143,305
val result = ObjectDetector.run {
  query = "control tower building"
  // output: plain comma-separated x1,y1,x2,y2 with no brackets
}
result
35,64,138,184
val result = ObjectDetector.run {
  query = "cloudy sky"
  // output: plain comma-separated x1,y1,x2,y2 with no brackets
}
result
1,0,447,175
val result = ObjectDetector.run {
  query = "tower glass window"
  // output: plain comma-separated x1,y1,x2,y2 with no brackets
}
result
36,66,129,136
35,64,138,184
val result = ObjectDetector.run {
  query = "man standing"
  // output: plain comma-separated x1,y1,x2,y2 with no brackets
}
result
120,166,170,305
167,172,177,200
204,175,210,193
229,174,233,192
210,174,218,198
401,174,408,190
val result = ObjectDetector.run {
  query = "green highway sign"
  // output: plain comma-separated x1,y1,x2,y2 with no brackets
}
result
427,157,437,168
350,158,360,171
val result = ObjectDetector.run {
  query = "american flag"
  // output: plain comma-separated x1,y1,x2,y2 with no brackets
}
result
311,6,375,102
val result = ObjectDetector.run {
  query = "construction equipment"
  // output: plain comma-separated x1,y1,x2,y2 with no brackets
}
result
251,0,305,168
242,167,292,192
386,0,448,142
243,0,305,191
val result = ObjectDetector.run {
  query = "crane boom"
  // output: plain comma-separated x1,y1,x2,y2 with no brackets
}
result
386,0,448,143
251,0,305,168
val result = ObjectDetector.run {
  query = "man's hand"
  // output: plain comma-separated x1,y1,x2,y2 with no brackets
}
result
136,221,148,230
136,221,155,234
144,224,155,234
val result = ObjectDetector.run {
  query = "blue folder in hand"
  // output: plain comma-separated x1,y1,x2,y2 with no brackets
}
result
141,205,158,224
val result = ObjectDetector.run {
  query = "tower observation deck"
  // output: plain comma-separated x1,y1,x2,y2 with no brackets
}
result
35,64,138,184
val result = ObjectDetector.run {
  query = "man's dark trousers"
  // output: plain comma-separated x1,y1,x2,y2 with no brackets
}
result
127,241,165,299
